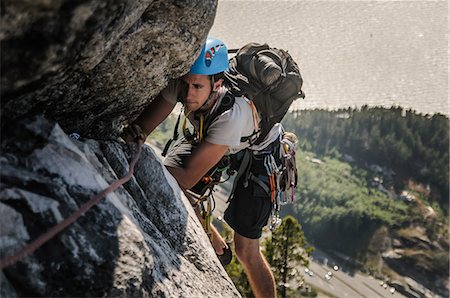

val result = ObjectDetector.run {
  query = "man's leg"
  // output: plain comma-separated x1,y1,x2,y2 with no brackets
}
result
234,232,276,298
210,224,227,255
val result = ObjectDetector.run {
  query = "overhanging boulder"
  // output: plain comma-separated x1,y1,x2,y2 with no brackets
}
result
1,0,216,139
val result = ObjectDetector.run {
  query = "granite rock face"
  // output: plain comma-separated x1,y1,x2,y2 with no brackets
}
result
1,0,216,139
1,1,240,296
0,117,240,297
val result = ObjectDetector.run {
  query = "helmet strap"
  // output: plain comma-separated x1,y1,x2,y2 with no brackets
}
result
199,75,221,111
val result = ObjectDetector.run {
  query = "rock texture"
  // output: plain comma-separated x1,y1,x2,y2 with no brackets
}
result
0,117,240,297
366,225,448,298
382,226,449,298
1,0,241,297
1,0,216,139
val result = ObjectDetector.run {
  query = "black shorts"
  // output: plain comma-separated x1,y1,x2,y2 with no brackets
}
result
223,153,273,239
164,137,275,239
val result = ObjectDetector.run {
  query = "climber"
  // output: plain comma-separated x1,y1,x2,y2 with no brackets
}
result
122,37,279,298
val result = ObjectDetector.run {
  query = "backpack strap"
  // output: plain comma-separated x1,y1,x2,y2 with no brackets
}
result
240,99,260,145
248,172,270,195
203,91,235,131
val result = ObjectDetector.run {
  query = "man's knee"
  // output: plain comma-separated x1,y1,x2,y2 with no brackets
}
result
234,234,260,263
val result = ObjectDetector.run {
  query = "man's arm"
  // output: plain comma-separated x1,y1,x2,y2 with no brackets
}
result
122,94,176,142
166,141,229,189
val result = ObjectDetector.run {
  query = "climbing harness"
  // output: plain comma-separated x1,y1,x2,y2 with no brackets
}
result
227,131,299,232
0,139,144,270
187,158,235,240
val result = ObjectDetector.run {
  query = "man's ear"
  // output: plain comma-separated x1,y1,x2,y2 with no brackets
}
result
213,79,223,91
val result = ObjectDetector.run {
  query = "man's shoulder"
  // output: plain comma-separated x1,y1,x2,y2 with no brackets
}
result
217,96,252,122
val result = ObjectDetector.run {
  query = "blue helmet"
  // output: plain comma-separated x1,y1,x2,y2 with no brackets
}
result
189,37,228,75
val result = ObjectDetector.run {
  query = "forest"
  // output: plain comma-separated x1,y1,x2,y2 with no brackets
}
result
151,105,449,296
280,106,449,268
282,106,449,210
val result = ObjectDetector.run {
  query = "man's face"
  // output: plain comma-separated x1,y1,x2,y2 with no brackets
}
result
181,74,221,112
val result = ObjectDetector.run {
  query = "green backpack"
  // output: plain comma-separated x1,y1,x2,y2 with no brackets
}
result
224,42,305,145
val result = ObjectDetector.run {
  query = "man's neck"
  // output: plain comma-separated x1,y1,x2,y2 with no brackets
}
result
199,86,226,114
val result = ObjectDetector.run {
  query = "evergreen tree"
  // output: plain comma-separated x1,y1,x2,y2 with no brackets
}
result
263,216,314,298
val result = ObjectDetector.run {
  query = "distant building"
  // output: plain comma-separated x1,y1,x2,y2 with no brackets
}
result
399,191,416,203
305,156,324,165
310,158,323,165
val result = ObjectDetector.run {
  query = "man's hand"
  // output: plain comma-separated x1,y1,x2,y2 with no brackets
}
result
121,124,147,144
120,94,176,144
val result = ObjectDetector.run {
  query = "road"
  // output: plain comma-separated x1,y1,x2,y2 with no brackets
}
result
300,248,404,298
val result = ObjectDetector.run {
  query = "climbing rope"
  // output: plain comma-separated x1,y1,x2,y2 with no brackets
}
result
0,139,144,270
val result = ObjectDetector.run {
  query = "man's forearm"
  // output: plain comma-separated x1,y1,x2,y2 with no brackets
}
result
166,166,198,190
134,95,175,136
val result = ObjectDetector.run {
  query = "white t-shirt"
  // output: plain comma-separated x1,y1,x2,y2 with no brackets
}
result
161,79,282,154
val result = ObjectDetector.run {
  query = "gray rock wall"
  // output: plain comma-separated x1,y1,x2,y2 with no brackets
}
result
1,1,240,296
0,117,240,297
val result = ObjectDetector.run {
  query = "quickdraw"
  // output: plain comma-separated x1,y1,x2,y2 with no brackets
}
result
264,154,282,231
188,157,236,239
280,132,298,204
267,131,299,231
187,187,216,239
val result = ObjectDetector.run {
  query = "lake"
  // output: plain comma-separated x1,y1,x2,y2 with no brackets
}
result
210,0,448,116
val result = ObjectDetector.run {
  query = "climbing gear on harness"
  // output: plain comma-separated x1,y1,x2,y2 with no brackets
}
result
186,188,216,239
185,188,233,266
279,131,298,204
0,139,144,270
269,131,298,230
226,131,299,231
190,37,229,75
225,42,305,145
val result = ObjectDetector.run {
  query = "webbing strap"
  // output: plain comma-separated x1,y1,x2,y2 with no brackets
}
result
248,173,270,195
227,149,252,202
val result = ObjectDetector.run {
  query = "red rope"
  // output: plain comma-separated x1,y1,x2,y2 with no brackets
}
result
0,140,143,270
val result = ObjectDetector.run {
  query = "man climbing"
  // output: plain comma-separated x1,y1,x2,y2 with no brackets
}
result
122,37,283,298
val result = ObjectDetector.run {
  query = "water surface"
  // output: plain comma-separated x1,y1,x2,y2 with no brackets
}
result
210,0,448,116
